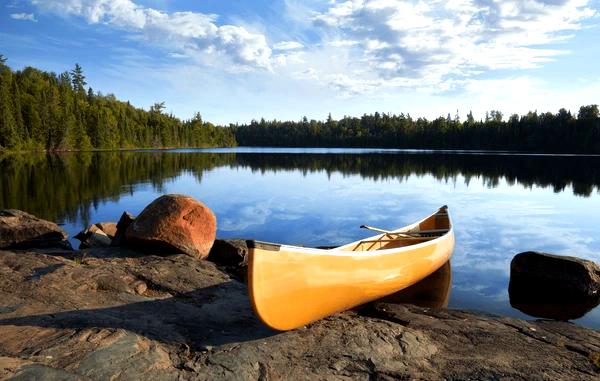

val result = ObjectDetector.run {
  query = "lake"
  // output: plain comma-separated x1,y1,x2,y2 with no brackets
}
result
1,148,600,328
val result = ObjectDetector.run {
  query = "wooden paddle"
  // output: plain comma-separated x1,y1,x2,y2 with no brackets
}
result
360,225,447,237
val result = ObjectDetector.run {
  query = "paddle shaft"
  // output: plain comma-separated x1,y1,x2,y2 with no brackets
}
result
360,225,415,239
360,225,447,237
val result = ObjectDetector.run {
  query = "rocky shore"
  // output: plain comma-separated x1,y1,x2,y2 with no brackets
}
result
1,199,600,380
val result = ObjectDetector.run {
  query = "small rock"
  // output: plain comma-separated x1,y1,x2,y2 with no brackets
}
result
509,251,600,312
0,209,72,250
95,222,117,239
111,212,135,247
75,224,113,249
125,194,217,259
133,281,147,295
95,275,130,293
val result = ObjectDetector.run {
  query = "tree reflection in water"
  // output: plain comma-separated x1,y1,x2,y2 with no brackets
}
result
2,150,600,224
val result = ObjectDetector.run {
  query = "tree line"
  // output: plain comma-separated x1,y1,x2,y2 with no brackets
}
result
0,56,236,151
1,55,599,153
232,106,600,153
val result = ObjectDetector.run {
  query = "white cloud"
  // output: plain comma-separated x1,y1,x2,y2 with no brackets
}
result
458,75,600,119
307,0,596,93
30,0,273,69
167,52,188,59
24,0,599,109
10,13,38,22
273,41,304,51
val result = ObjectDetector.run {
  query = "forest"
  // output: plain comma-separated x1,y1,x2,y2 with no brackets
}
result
232,106,600,153
1,55,599,153
0,56,236,150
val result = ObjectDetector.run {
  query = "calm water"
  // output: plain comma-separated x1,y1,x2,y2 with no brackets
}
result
1,148,600,329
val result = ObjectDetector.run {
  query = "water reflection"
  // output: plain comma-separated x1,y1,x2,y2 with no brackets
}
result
509,275,600,321
2,150,600,224
377,261,452,308
1,149,600,328
509,300,600,321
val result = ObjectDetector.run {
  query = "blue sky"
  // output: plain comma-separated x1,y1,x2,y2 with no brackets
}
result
1,0,599,124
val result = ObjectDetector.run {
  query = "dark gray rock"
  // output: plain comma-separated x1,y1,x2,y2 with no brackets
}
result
510,251,600,321
207,239,249,281
111,211,135,247
0,209,71,250
208,239,248,266
510,251,600,303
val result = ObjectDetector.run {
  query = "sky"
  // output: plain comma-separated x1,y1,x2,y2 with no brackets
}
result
1,0,599,124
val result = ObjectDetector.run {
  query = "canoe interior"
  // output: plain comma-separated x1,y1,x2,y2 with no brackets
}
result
336,206,450,252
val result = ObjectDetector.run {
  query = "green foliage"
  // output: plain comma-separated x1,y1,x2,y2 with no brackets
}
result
0,58,236,151
2,54,597,153
73,252,88,265
578,105,599,120
70,63,86,94
0,151,236,223
0,67,20,149
234,106,600,153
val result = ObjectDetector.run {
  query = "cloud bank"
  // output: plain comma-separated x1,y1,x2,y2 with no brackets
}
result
27,0,597,95
30,0,273,69
306,0,596,93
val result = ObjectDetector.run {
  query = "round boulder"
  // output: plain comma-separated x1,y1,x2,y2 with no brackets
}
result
509,251,600,304
125,194,216,259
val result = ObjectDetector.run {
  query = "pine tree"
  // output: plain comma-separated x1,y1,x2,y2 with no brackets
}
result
12,77,25,141
71,63,87,94
73,110,92,150
0,69,19,149
467,111,475,124
22,99,44,149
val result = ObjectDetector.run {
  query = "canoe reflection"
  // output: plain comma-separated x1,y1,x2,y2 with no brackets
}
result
374,261,452,308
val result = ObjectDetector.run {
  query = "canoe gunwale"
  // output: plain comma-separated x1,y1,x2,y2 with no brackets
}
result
246,240,281,251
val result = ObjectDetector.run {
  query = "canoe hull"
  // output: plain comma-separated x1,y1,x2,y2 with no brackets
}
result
248,208,455,331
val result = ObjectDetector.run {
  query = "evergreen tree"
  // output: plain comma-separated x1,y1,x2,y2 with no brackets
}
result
0,69,19,149
11,77,25,140
467,111,475,124
71,63,87,94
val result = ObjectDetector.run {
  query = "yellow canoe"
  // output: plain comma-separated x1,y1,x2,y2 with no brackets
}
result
247,206,455,331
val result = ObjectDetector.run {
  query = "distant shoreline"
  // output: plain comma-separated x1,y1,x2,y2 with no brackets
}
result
3,146,600,157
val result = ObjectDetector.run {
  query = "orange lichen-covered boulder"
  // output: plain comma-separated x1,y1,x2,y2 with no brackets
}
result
125,194,217,259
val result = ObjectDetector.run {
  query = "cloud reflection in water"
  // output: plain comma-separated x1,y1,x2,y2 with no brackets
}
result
2,149,600,328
